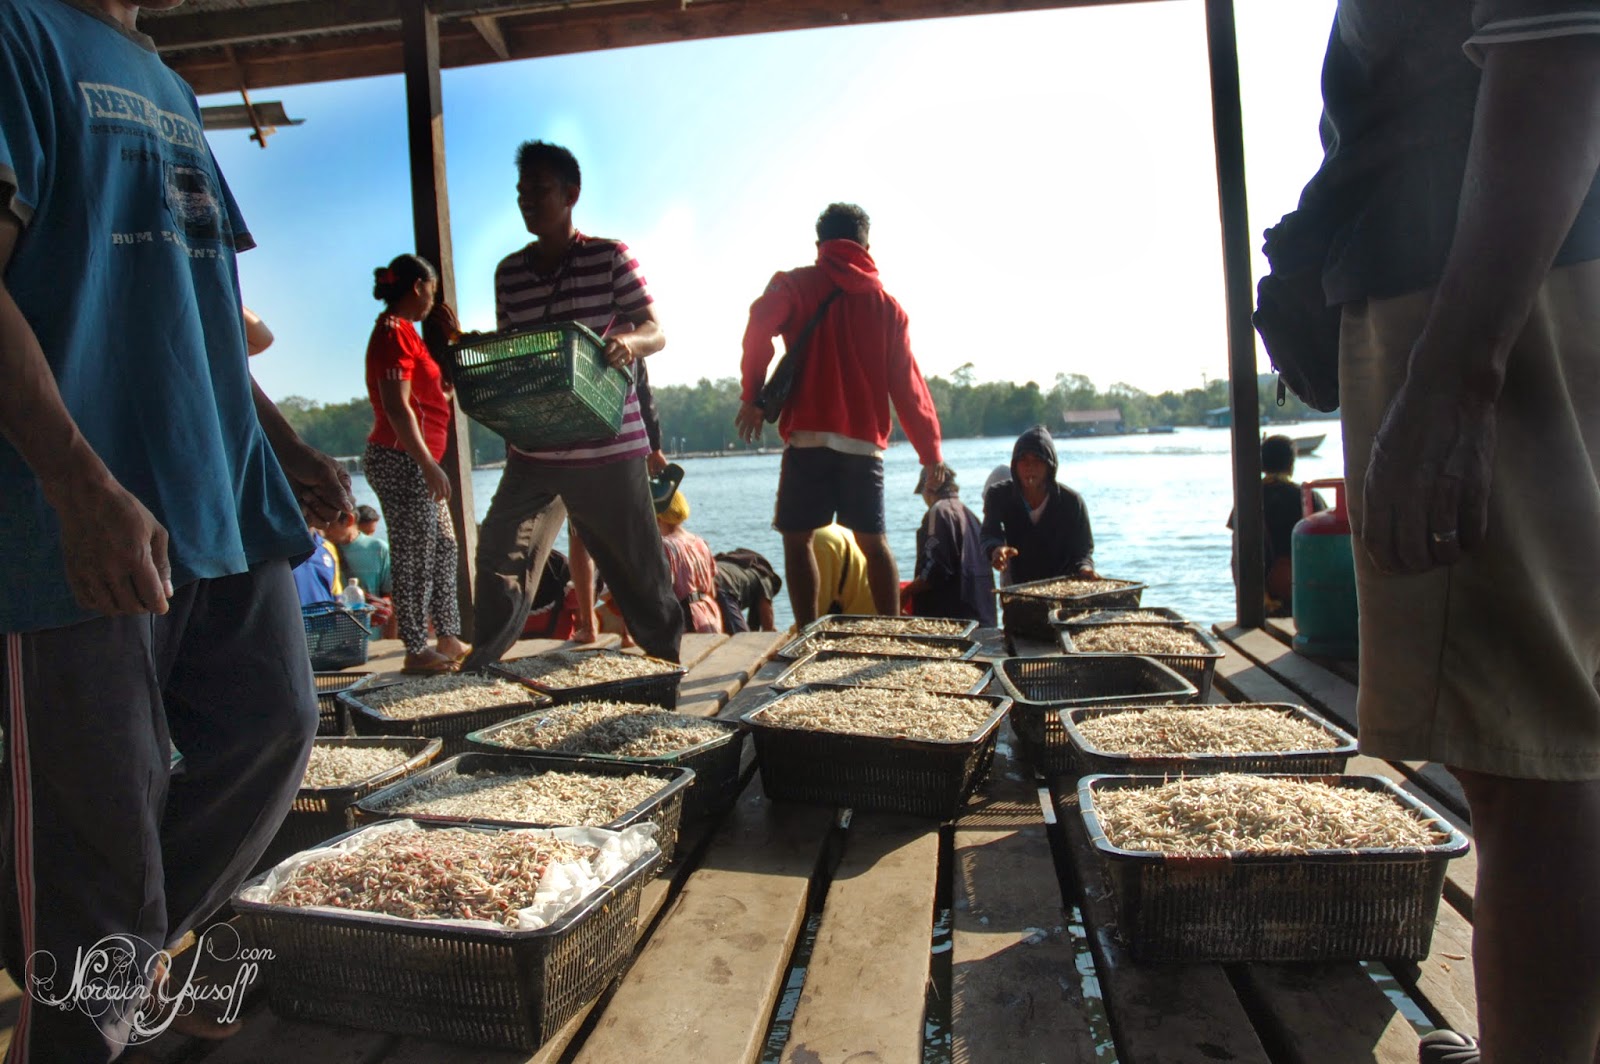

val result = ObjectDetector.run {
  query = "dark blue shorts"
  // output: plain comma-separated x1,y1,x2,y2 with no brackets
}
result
773,446,886,535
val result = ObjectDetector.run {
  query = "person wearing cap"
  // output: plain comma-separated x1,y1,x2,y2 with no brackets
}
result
342,503,394,601
904,468,996,626
735,202,950,625
654,489,722,635
981,426,1096,584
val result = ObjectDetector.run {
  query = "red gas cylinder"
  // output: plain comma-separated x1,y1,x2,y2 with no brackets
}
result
1291,478,1358,658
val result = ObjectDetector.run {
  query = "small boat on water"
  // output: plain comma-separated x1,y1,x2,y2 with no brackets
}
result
1292,433,1324,456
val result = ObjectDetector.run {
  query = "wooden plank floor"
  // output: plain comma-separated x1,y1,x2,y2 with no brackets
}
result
18,624,1482,1063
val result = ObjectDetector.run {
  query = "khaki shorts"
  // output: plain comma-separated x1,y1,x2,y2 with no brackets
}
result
1341,259,1600,781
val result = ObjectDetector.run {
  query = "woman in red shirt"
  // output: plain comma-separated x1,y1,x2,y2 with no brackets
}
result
362,254,469,674
655,490,722,635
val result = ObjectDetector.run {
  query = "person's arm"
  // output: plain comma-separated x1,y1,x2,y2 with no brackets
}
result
632,356,665,459
0,215,170,615
604,304,664,370
979,484,1016,571
1363,32,1600,573
376,377,450,502
883,306,946,473
735,273,795,443
1068,491,1096,575
243,305,274,356
754,596,776,632
251,379,356,525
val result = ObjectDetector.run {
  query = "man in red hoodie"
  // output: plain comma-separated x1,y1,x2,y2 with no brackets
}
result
736,203,949,625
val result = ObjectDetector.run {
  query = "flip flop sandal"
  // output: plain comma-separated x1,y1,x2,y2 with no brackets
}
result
400,657,461,676
1419,1030,1479,1064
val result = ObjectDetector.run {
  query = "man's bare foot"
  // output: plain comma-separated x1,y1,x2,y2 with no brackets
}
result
572,623,597,644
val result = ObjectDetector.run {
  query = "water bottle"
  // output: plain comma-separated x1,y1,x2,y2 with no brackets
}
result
340,577,365,609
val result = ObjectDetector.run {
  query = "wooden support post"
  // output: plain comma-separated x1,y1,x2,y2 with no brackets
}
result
401,0,477,636
1205,0,1265,630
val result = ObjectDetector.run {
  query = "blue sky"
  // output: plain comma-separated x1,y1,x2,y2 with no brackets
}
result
210,0,1338,407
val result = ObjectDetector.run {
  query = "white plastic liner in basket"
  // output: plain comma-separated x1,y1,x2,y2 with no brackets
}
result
238,819,658,932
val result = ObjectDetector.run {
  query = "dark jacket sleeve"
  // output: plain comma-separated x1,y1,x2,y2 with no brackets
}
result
635,358,663,452
1067,489,1095,571
979,484,1007,557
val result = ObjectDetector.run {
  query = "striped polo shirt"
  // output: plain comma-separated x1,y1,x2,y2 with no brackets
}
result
494,232,654,466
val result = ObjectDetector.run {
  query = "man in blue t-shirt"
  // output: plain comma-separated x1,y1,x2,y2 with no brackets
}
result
0,1,352,1058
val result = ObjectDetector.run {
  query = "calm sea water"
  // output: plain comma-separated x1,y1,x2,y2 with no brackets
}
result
347,425,1347,632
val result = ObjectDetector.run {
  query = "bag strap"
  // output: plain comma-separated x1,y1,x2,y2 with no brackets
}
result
780,286,842,392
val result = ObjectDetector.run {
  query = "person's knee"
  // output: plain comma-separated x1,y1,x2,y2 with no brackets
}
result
854,533,893,560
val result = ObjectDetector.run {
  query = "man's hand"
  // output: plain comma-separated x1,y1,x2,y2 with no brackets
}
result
919,461,953,494
1361,382,1495,574
421,458,452,503
1076,564,1099,580
603,336,635,371
647,449,668,476
45,472,172,616
735,401,765,444
277,440,356,526
990,545,1018,572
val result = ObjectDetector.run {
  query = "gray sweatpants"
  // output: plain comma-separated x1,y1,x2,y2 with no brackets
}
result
0,561,317,1062
469,454,683,665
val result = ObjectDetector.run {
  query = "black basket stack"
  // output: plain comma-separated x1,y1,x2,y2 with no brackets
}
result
998,576,1145,639
1076,773,1471,962
741,684,1012,819
355,752,693,863
257,736,442,871
468,708,745,819
312,671,371,736
1059,702,1357,777
994,655,1197,776
302,603,373,671
1057,621,1226,700
490,650,688,708
235,822,662,1050
340,673,552,756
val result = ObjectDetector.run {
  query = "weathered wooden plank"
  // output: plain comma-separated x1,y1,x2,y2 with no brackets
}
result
1394,899,1478,1037
715,658,789,723
676,630,788,718
573,778,834,1064
1231,963,1418,1064
1055,786,1272,1064
782,815,939,1064
675,632,729,671
952,724,1097,1064
1211,642,1480,912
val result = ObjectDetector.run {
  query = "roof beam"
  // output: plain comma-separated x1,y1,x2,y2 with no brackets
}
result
470,15,511,58
146,0,403,51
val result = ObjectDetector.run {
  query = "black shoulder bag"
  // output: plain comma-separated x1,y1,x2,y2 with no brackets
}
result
757,288,842,423
1253,204,1344,413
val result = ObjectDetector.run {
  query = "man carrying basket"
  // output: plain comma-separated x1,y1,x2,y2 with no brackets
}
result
463,141,682,667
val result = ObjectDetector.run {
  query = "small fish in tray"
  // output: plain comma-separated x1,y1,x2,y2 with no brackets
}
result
355,672,542,720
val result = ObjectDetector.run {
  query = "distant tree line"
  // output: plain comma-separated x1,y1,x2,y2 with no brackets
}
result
276,367,1322,467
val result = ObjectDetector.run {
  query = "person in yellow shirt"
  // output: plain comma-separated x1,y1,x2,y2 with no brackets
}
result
809,523,876,617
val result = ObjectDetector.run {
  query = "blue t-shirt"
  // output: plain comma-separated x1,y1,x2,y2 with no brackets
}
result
0,0,310,632
291,533,339,608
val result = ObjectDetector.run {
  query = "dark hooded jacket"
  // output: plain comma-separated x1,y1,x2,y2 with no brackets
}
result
979,427,1094,584
913,489,997,626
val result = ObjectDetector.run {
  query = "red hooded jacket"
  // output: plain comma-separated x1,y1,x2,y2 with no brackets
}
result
741,240,943,464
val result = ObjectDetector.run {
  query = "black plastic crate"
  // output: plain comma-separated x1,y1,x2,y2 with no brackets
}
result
1060,702,1357,777
446,322,631,451
741,684,1012,819
1051,606,1189,627
1078,773,1470,962
257,736,442,872
998,576,1145,639
489,649,688,708
341,672,552,756
770,651,994,696
800,614,981,640
302,603,373,671
1058,621,1226,700
468,707,744,819
995,655,1196,776
235,822,661,1050
775,630,980,663
356,752,692,863
313,671,371,736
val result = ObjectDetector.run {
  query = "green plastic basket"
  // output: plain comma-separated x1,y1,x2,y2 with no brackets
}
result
447,322,632,450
